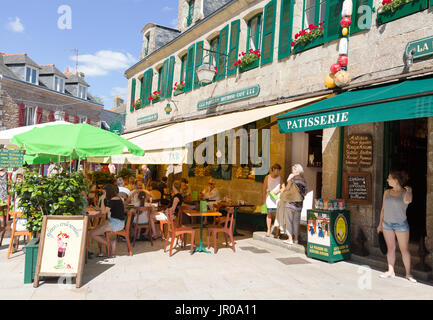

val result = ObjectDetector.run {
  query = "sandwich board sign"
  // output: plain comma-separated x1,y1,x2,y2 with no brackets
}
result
33,215,88,288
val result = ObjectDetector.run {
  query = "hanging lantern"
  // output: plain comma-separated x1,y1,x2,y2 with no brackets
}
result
338,55,348,67
340,17,351,28
341,0,353,17
330,63,342,74
324,73,336,88
196,63,217,84
342,27,348,36
334,70,351,87
338,38,348,55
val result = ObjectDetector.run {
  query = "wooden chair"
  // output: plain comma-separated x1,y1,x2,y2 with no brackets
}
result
7,212,32,259
164,209,195,257
105,210,133,257
132,207,153,247
206,208,235,254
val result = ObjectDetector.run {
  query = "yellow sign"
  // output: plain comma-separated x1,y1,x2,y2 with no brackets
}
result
334,214,348,245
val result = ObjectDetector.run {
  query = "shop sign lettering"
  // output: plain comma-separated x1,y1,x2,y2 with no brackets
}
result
405,36,433,60
197,85,260,110
137,113,158,125
284,111,350,131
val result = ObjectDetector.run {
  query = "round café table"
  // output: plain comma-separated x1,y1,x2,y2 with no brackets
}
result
183,209,222,253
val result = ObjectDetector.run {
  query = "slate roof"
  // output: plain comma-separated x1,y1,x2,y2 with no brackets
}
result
2,53,41,69
39,64,67,79
65,73,89,87
0,55,18,79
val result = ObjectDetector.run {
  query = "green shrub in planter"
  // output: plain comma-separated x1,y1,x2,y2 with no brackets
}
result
91,170,115,186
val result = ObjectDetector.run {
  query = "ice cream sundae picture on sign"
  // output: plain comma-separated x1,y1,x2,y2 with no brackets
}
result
33,216,88,288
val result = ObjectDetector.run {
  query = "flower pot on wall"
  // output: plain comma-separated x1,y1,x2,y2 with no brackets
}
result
376,0,428,25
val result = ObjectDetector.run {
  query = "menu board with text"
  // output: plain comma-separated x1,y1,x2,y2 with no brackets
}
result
0,149,24,168
344,134,373,168
343,172,371,204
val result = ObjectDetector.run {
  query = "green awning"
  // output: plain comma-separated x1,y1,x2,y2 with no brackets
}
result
277,77,433,133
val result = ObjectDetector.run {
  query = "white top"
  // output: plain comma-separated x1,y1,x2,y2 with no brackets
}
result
202,187,220,201
266,175,281,209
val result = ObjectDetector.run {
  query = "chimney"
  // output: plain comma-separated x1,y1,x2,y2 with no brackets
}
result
65,67,70,73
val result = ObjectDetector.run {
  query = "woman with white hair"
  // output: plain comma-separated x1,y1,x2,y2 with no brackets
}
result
280,164,307,244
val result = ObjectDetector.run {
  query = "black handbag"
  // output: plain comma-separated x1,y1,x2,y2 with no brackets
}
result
378,231,387,255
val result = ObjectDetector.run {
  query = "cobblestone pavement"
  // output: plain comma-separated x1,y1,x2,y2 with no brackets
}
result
1,229,433,300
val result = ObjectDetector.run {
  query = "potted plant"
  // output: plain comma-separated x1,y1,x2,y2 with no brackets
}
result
9,167,89,283
132,99,142,109
90,170,115,187
148,90,161,102
173,81,185,95
234,49,261,70
292,23,325,53
117,167,134,180
376,0,425,25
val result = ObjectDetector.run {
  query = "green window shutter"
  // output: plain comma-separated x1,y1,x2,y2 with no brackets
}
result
180,55,186,82
324,0,343,43
351,0,372,34
187,0,195,27
227,20,240,76
216,25,229,81
144,69,153,106
185,44,195,92
261,0,277,65
139,74,146,109
160,59,169,99
278,0,294,60
194,41,204,89
166,56,175,98
130,78,136,112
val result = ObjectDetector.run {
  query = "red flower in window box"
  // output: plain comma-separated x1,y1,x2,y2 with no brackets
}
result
234,50,260,68
292,23,325,49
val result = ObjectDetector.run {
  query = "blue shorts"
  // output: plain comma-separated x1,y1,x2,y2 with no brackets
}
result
268,208,277,214
108,218,125,232
382,220,409,233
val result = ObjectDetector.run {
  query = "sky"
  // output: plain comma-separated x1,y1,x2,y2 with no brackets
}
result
1,0,179,109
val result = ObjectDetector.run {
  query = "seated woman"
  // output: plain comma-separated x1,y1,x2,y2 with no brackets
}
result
155,180,184,235
89,184,125,257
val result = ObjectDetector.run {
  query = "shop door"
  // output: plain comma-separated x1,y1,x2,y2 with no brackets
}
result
386,118,427,242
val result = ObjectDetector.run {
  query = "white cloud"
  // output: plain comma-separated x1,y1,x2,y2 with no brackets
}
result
162,6,174,12
70,50,138,77
170,18,178,28
6,17,24,33
110,87,128,98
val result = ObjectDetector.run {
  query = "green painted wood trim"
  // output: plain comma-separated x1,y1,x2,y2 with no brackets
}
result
261,0,277,66
138,75,146,110
185,44,195,92
324,0,343,43
278,0,294,60
144,69,153,106
336,126,344,198
350,0,373,34
187,0,195,27
130,78,136,112
194,41,204,89
246,14,262,52
239,59,260,73
216,24,229,81
167,56,175,98
227,20,241,76
376,0,428,25
383,121,390,192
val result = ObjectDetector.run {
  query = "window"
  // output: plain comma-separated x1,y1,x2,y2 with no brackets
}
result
303,0,326,29
180,54,187,82
194,42,203,88
261,0,277,66
184,44,195,91
79,116,87,123
227,20,240,76
215,25,229,80
54,76,65,93
247,15,262,52
78,85,87,100
186,0,195,27
209,37,219,66
145,34,150,56
157,67,163,93
278,0,295,60
130,78,136,112
25,66,38,84
25,106,36,126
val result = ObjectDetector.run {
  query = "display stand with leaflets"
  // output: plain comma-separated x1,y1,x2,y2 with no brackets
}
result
306,209,351,263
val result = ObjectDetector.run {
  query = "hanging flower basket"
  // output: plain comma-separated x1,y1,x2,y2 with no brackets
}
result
133,99,142,109
148,91,161,102
234,49,261,69
292,23,325,53
173,81,185,94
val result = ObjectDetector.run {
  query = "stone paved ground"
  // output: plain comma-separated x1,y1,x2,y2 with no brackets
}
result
1,229,433,300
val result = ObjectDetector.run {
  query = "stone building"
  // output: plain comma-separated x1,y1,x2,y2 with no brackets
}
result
124,0,433,276
0,52,103,131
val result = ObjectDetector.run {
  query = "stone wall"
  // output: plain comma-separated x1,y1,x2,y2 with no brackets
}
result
0,78,102,129
426,117,433,256
126,0,433,132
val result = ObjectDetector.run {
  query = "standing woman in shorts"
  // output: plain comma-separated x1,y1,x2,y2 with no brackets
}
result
377,171,415,282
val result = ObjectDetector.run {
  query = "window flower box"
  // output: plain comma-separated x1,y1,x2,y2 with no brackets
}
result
173,81,185,96
236,49,261,73
132,99,142,110
149,91,161,103
377,0,428,25
292,23,325,54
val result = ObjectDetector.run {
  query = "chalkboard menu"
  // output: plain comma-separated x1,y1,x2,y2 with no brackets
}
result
0,149,24,168
343,172,371,204
344,134,373,168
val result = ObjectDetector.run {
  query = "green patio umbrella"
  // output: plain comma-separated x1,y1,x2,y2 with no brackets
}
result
11,123,144,159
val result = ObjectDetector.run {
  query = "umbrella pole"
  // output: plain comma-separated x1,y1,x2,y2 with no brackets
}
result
77,157,81,172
